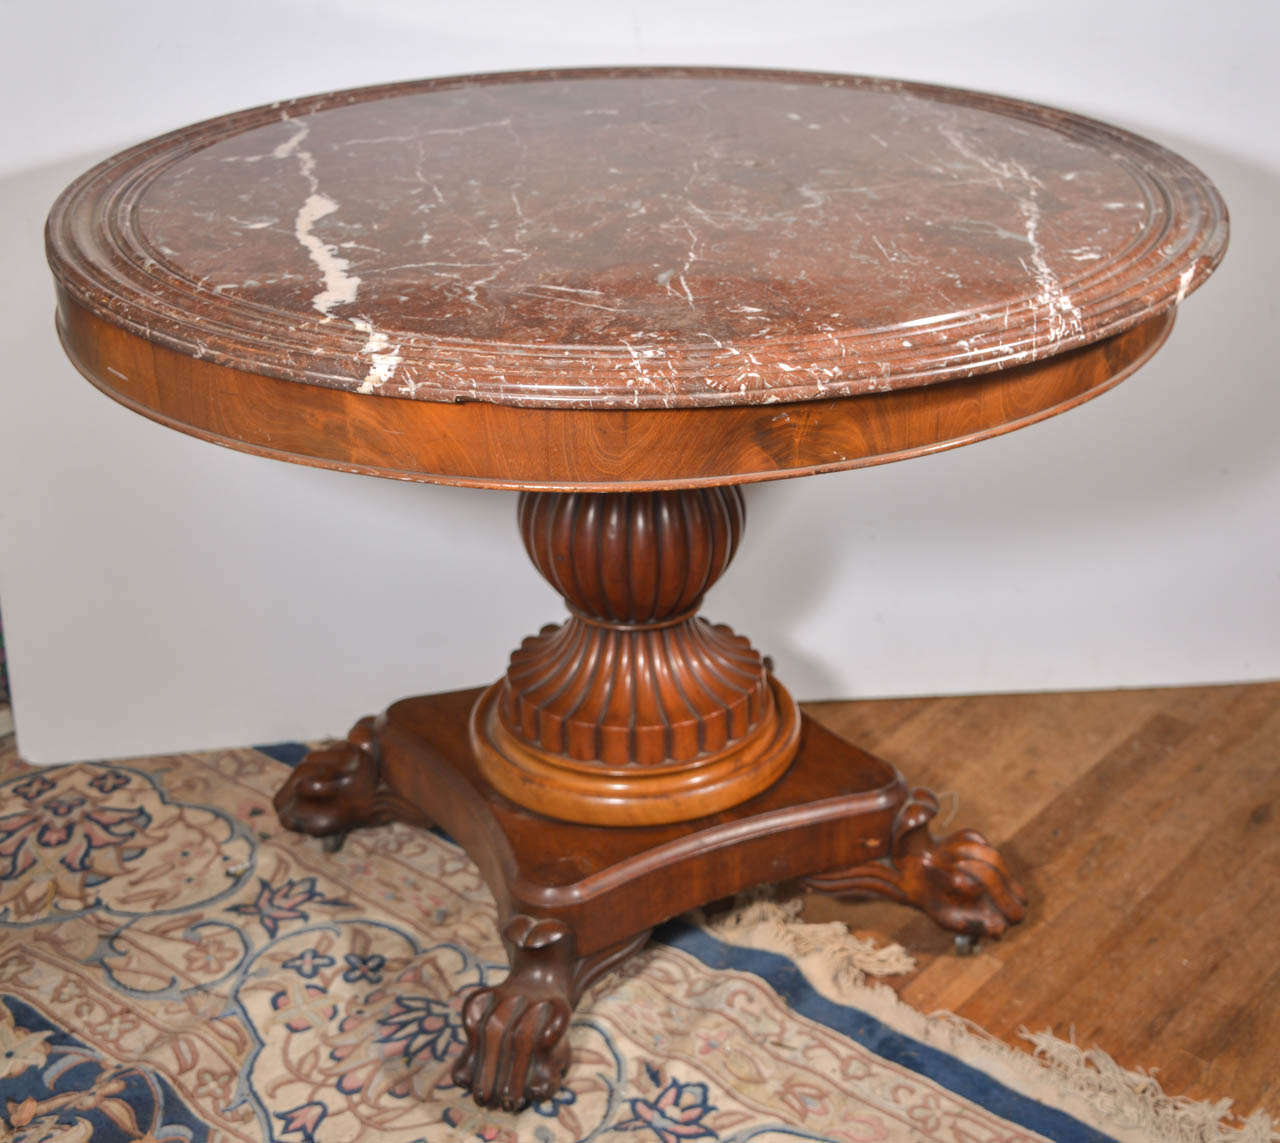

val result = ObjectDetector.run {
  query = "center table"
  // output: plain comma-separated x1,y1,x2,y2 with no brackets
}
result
46,67,1226,1111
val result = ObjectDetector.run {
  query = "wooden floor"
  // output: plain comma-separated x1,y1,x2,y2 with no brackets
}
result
802,682,1280,1121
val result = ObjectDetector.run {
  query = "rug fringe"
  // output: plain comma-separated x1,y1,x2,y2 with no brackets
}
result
698,894,1277,1143
697,886,917,982
1017,1030,1277,1143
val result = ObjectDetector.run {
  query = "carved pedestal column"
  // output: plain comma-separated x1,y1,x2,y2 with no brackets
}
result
469,488,800,824
274,490,1029,1109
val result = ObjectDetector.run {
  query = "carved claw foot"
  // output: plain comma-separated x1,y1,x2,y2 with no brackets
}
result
803,788,1027,940
452,916,574,1111
451,915,649,1110
273,716,398,844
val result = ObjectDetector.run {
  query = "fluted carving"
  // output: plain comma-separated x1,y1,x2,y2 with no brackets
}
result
503,617,768,767
504,489,765,769
473,488,799,825
519,489,744,623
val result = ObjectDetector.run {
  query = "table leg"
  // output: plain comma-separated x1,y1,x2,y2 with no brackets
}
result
802,788,1027,942
450,917,650,1112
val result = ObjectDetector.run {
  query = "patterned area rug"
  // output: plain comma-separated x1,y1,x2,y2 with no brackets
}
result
0,731,1272,1143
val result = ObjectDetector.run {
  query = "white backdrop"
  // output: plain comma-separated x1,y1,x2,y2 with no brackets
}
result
1,1,1276,764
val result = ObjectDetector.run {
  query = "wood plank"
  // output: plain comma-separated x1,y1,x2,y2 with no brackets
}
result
804,683,1280,1119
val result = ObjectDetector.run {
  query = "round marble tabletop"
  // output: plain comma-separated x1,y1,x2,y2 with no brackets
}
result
48,67,1225,413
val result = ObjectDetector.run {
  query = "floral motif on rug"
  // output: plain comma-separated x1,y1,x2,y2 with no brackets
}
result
0,744,1093,1143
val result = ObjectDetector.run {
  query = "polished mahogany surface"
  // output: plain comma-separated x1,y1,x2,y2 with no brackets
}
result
47,67,1225,412
51,300,1174,490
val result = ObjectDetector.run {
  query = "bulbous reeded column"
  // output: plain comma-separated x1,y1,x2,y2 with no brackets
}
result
469,488,799,825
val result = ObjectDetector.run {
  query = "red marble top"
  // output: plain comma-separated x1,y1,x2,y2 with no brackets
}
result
47,68,1226,410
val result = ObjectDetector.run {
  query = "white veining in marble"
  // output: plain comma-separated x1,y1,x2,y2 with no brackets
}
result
275,119,362,317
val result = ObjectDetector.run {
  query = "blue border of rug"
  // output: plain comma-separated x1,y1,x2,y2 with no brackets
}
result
257,741,1114,1143
655,922,1112,1142
0,996,210,1142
